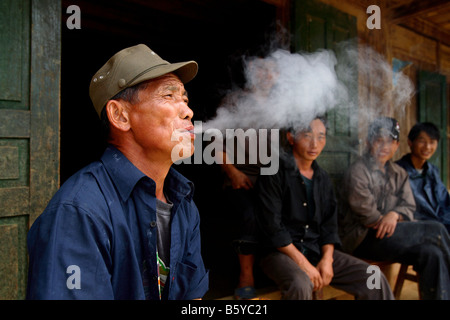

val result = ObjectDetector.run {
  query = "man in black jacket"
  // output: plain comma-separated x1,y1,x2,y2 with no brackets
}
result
255,117,394,300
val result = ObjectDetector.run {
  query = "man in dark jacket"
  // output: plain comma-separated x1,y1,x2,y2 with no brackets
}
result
26,44,208,300
396,122,450,233
256,117,393,300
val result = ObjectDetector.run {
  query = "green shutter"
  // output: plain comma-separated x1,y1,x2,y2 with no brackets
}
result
292,0,358,185
418,71,447,185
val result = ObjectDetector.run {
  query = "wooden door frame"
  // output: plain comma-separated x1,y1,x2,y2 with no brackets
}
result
29,0,61,227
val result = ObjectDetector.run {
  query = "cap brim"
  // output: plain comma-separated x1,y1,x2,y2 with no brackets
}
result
129,60,198,87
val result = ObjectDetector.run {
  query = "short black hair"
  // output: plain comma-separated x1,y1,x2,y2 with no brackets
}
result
408,122,440,142
288,115,329,135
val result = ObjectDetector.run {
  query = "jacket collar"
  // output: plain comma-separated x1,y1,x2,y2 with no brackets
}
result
363,153,397,175
101,145,194,202
398,153,429,178
283,153,321,178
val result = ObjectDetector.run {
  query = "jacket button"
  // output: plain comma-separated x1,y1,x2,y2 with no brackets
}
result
303,202,307,206
150,221,157,228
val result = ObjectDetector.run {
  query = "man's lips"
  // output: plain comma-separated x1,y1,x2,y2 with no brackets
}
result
172,126,196,141
183,126,196,139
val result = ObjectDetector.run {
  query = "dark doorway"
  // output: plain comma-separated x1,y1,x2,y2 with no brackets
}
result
61,0,277,299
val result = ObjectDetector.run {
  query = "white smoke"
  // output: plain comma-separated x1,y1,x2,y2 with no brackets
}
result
341,43,415,126
198,41,414,152
202,48,348,132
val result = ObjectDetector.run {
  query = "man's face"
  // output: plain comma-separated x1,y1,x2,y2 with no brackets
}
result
408,131,438,162
369,135,399,164
289,119,327,162
127,73,195,161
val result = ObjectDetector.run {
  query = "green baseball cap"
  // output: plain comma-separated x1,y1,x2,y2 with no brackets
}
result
89,44,198,117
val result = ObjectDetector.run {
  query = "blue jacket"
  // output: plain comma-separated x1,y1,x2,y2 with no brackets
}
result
26,146,209,300
396,154,450,232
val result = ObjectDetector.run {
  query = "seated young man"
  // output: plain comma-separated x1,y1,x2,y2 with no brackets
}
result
396,122,450,233
338,116,450,300
255,116,394,300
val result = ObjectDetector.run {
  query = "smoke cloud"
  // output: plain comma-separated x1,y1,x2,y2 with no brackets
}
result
201,48,347,132
199,40,414,138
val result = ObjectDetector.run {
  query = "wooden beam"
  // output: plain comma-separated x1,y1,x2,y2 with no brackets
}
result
389,0,450,24
401,17,450,48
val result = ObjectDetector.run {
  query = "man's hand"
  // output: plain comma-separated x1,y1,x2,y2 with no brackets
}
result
316,245,334,287
228,169,253,190
278,244,323,291
373,211,399,239
218,151,253,190
303,261,324,291
316,244,334,287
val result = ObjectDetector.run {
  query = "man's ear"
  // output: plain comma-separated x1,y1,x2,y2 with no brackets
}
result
392,140,400,154
407,139,413,149
286,131,294,146
105,100,130,132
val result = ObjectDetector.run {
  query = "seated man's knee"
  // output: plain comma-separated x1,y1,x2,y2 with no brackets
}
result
281,271,313,300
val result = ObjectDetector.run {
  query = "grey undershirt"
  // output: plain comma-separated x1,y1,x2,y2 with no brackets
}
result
156,197,173,267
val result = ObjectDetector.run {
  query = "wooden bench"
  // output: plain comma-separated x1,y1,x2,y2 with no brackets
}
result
218,261,420,300
393,263,420,299
312,261,420,300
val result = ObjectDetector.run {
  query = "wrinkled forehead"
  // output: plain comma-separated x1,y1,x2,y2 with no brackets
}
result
148,73,187,93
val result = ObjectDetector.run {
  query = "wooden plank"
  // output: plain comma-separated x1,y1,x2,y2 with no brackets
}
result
390,25,437,66
401,17,450,47
0,110,30,137
0,187,29,218
0,216,29,299
389,0,450,24
440,45,450,77
0,138,29,188
0,0,23,101
29,0,61,227
0,146,19,179
0,0,30,109
0,224,19,299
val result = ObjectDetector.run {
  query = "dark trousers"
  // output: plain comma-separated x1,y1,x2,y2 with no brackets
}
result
354,220,450,300
260,249,394,300
224,188,260,255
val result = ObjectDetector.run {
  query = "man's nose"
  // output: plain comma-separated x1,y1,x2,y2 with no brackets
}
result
179,104,194,120
380,141,391,150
